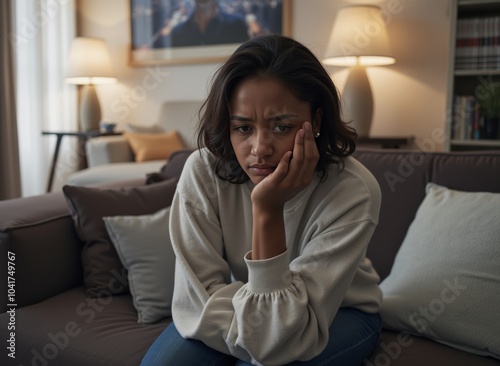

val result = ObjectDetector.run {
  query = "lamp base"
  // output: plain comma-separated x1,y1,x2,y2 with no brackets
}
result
342,64,373,138
80,84,101,132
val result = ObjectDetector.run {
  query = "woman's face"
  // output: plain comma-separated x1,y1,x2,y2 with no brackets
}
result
229,77,321,185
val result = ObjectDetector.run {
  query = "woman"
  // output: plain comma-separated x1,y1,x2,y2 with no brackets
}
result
142,34,382,366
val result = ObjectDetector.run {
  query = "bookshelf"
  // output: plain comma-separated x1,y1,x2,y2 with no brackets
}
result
446,0,500,151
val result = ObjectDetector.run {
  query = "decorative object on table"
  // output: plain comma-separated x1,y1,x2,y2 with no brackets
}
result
100,121,117,133
66,37,117,132
322,5,396,137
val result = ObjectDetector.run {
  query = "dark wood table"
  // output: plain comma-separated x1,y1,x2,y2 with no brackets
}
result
42,131,121,192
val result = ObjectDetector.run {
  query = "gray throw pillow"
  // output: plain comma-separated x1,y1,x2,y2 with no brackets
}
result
380,183,500,359
104,207,175,324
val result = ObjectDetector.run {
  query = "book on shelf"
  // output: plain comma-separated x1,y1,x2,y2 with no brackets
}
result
451,95,484,140
455,16,500,70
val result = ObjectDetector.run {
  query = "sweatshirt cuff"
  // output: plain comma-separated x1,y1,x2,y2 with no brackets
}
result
244,250,292,293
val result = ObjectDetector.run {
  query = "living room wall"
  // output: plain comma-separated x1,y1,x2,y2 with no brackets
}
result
77,0,452,151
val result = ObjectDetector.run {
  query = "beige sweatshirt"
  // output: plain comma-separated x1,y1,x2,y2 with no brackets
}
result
170,148,382,365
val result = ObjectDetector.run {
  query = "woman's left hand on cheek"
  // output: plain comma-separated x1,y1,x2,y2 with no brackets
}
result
285,121,320,189
251,121,319,208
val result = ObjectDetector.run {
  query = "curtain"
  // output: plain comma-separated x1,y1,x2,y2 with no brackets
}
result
15,0,77,196
0,0,22,200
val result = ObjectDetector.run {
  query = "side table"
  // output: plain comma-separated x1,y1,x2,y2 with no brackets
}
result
42,131,122,192
356,136,414,149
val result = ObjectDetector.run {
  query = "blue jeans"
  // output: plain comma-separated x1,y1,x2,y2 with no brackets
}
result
141,308,381,366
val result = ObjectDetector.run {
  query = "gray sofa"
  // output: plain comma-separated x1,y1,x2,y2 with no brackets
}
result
1,149,499,366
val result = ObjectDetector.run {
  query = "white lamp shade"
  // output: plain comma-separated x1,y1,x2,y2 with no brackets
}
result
323,5,396,66
66,37,116,85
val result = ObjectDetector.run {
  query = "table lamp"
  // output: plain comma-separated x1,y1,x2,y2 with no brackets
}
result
65,37,116,132
322,5,395,137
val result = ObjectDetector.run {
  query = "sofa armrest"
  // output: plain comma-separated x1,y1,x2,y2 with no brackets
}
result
86,135,134,167
0,192,84,313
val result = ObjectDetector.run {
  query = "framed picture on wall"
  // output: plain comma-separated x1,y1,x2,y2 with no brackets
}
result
129,0,292,66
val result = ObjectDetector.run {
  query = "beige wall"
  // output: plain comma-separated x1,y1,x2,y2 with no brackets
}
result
78,0,452,151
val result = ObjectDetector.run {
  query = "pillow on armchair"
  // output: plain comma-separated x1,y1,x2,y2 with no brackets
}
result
124,130,185,162
146,149,194,184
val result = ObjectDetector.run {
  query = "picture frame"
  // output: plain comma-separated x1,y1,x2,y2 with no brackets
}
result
129,0,292,66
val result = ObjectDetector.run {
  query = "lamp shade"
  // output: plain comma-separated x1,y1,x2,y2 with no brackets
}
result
65,37,116,85
323,5,395,66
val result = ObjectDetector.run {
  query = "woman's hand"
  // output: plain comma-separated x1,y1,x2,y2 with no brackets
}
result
250,121,319,210
250,121,319,259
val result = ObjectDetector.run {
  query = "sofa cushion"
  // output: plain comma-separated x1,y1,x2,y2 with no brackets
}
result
380,182,500,359
62,179,177,297
103,207,175,324
146,149,194,184
353,149,433,280
124,130,185,162
430,151,500,193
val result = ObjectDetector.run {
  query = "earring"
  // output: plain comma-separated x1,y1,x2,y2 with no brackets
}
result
314,132,320,138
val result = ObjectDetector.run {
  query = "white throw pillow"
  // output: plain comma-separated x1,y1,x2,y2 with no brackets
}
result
103,207,175,324
380,183,500,359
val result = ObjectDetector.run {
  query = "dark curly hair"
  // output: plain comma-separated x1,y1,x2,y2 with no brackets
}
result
197,34,357,183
